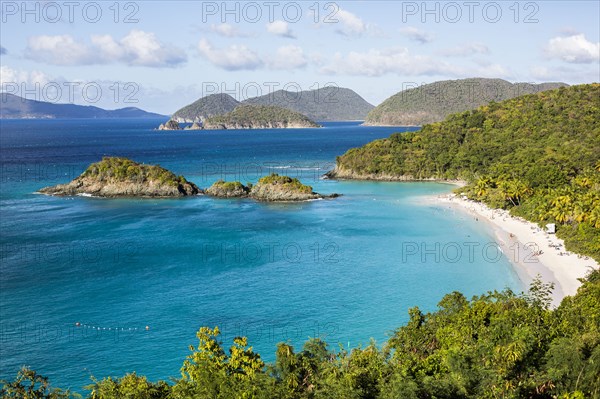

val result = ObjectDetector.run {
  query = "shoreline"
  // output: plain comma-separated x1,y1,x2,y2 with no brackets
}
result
428,193,599,305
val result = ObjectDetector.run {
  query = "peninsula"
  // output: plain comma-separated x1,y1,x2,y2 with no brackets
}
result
328,84,600,293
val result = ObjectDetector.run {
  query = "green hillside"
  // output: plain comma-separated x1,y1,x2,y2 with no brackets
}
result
171,93,240,122
364,78,568,126
203,105,320,129
242,87,374,121
332,84,600,260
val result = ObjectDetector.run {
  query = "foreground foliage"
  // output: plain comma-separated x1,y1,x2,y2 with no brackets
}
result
336,84,600,261
3,271,599,398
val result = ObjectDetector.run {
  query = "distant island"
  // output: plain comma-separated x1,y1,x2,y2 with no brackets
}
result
329,83,600,262
203,105,320,129
242,87,374,121
170,87,374,123
364,78,568,126
159,105,320,130
0,93,166,119
39,157,200,197
171,93,240,123
206,174,339,201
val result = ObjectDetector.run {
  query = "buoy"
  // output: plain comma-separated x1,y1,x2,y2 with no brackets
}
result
145,325,150,331
75,322,81,327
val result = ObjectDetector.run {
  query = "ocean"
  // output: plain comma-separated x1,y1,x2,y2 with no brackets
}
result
0,119,523,391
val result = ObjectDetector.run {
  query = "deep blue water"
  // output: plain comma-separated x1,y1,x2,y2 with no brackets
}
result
0,119,523,391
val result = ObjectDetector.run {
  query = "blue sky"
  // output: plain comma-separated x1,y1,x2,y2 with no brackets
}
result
1,1,598,114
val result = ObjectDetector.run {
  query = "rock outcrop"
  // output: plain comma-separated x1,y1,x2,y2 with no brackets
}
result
158,119,182,130
39,157,201,197
204,174,339,202
205,180,251,198
184,122,203,130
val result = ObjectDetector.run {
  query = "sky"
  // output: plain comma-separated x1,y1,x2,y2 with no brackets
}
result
1,0,599,114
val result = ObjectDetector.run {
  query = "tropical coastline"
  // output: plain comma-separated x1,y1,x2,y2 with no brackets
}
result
429,193,599,305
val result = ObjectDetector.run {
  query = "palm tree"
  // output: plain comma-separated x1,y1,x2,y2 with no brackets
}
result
499,179,532,206
551,204,570,224
588,206,600,228
475,176,493,198
572,200,588,223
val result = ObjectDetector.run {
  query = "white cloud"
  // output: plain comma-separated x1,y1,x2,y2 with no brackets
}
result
119,30,186,67
441,43,489,57
26,35,91,65
0,65,167,111
400,27,434,44
266,20,296,39
335,9,367,36
25,31,187,67
0,65,52,90
545,34,600,64
210,23,249,38
197,40,309,71
197,39,263,70
319,46,511,79
268,45,307,69
320,47,456,77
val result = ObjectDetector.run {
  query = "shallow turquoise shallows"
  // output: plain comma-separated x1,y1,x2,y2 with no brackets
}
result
0,120,522,391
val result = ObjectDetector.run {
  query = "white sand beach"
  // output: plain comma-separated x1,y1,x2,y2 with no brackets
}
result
431,193,599,305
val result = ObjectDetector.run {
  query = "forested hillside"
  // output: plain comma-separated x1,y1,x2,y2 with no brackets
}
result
364,78,568,126
331,84,600,260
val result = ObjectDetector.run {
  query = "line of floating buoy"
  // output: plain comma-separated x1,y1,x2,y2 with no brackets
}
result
74,322,150,331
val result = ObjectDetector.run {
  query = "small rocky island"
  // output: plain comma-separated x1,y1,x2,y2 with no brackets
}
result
206,174,338,201
39,157,201,197
157,119,182,130
157,105,320,130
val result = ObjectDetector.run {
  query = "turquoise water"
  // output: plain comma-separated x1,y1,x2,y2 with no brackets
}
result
0,120,523,391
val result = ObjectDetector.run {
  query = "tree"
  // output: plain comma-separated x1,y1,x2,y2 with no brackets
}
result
0,367,76,399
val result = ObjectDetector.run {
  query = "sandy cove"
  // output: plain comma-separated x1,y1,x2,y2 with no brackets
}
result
428,193,598,305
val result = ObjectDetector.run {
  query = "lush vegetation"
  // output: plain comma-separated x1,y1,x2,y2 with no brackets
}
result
205,179,251,197
81,157,190,187
212,180,247,192
204,105,320,128
337,84,600,260
3,270,599,398
242,87,374,121
172,93,240,122
364,78,567,126
257,173,314,194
